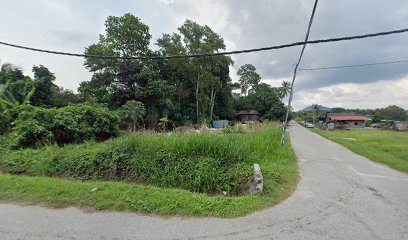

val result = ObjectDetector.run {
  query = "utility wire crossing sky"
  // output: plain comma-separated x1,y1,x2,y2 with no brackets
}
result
281,0,318,146
1,28,408,60
1,0,407,110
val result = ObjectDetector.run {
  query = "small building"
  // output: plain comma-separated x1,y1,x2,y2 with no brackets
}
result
322,113,367,130
394,121,408,131
236,110,261,123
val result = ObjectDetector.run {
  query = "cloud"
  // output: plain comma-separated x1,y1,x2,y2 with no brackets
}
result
294,78,408,110
0,0,407,109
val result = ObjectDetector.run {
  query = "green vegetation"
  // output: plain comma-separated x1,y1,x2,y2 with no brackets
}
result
331,105,407,122
295,105,407,125
1,13,289,134
0,126,298,217
311,129,408,173
237,64,261,96
0,12,298,217
11,103,119,148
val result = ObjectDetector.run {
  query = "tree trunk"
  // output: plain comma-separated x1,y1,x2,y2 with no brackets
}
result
195,73,200,124
209,86,217,121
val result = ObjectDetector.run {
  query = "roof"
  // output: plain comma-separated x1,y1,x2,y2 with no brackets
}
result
236,110,260,116
329,115,367,121
328,112,356,116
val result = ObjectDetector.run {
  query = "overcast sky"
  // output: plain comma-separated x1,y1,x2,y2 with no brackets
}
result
1,0,407,110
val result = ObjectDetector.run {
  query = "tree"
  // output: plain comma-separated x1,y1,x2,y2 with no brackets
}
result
83,13,174,127
31,65,57,107
331,107,347,113
50,87,82,108
377,105,407,121
0,63,26,84
311,104,321,125
0,81,36,134
157,20,233,124
237,64,261,96
0,63,79,108
83,13,153,106
232,82,285,120
278,81,291,99
121,100,146,131
0,63,34,104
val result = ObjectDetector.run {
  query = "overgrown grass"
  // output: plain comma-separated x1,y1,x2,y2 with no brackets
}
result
311,128,408,173
0,125,299,217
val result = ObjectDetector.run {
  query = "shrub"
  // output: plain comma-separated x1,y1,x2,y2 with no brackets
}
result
222,124,246,134
12,103,120,148
0,112,11,135
42,132,254,194
1,125,293,195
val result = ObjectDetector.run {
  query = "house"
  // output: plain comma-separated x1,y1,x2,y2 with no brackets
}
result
321,113,367,130
236,110,261,123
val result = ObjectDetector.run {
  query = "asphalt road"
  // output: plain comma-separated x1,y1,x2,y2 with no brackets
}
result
1,123,407,240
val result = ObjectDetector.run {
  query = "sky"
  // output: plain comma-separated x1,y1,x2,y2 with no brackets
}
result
0,0,407,110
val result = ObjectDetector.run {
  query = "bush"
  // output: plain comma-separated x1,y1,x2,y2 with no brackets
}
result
0,128,294,194
0,112,11,135
222,124,246,134
12,103,120,148
1,124,294,195
43,132,254,194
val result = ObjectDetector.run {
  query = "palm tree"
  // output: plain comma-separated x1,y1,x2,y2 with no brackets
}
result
279,81,291,99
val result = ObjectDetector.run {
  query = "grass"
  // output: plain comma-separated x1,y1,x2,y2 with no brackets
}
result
0,124,299,217
311,128,408,173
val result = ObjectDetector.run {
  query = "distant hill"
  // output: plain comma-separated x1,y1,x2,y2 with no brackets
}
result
298,105,332,113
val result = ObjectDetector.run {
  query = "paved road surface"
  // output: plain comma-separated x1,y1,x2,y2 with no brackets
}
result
1,123,407,240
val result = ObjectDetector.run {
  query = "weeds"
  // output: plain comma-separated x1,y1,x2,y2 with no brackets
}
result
0,126,290,195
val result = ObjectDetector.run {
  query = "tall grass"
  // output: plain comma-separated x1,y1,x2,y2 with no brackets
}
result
0,126,292,195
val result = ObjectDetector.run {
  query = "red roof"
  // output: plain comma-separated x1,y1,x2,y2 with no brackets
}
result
329,116,367,121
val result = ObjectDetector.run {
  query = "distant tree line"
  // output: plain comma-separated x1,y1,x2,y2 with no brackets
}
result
295,104,407,124
1,13,289,142
331,106,407,122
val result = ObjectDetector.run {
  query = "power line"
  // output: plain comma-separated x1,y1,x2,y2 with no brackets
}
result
281,0,319,146
0,27,408,60
298,59,408,71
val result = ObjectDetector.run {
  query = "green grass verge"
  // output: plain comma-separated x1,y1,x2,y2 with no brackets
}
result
311,128,408,173
0,126,299,218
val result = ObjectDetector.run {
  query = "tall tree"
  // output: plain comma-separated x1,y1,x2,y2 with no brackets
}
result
0,63,26,84
237,64,261,96
278,81,291,99
31,65,57,107
157,20,233,123
83,13,153,105
83,13,173,127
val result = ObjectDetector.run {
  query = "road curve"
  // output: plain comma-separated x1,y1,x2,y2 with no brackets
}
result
1,123,407,240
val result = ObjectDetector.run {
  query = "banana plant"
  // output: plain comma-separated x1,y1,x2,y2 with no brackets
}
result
0,81,36,134
0,81,35,112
